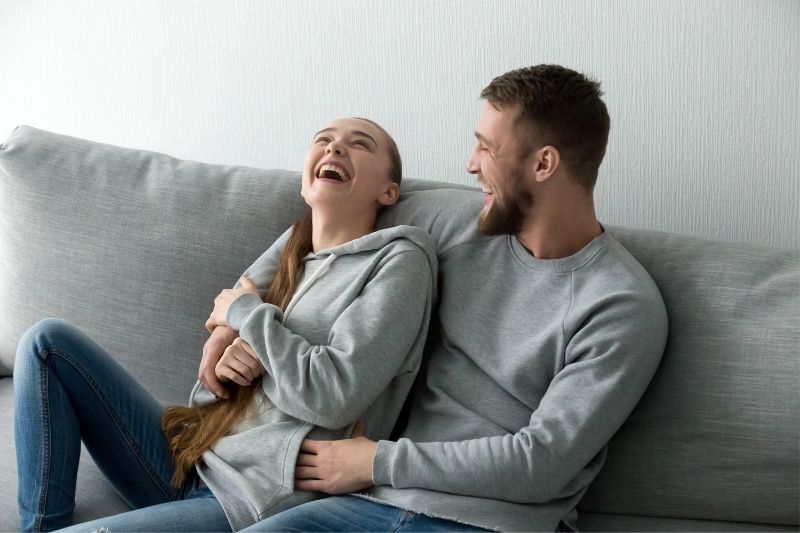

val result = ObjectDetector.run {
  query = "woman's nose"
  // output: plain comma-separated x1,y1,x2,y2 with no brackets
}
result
326,140,345,156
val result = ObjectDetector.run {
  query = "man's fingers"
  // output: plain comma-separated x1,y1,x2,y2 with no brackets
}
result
294,479,322,492
296,452,318,466
299,439,324,453
351,421,366,438
294,466,318,479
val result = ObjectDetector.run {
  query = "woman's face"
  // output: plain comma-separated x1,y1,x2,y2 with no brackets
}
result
301,118,398,213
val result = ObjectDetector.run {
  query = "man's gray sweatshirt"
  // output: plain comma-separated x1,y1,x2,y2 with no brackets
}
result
188,225,437,531
364,189,668,531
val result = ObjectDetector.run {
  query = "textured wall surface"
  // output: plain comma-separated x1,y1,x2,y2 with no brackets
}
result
2,0,797,248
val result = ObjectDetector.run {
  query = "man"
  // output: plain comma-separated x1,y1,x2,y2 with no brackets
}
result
203,64,668,531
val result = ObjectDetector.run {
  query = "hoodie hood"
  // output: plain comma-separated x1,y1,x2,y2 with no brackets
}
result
312,224,437,262
283,225,438,323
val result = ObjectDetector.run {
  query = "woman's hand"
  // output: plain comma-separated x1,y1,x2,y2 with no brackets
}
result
205,276,261,333
199,326,239,399
215,337,266,386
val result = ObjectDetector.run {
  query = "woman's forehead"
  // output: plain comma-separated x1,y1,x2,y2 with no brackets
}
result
318,118,384,146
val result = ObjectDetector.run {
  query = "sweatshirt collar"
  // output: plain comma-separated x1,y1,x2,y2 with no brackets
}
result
508,228,611,272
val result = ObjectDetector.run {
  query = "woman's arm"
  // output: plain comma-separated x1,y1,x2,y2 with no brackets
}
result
196,226,293,397
228,246,434,430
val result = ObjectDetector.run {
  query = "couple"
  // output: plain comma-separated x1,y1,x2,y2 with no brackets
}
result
14,64,668,532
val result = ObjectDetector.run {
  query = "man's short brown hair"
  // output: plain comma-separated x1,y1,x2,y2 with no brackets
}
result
481,65,610,190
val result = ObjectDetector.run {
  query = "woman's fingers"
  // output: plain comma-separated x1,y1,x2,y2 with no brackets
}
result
214,342,264,385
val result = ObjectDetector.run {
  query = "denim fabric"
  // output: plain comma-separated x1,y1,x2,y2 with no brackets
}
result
57,485,229,533
240,495,489,532
13,319,229,532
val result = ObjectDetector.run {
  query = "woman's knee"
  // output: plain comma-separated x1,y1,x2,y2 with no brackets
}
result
16,318,82,364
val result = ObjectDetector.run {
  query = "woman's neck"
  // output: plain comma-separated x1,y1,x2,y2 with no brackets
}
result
311,208,376,253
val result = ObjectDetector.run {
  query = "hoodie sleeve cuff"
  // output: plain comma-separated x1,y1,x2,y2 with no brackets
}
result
226,292,265,331
372,440,398,486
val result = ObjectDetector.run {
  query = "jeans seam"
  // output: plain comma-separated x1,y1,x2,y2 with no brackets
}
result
390,510,414,532
44,347,175,501
35,358,50,532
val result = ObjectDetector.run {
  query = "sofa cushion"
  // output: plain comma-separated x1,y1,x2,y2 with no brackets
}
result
579,226,799,527
0,125,309,403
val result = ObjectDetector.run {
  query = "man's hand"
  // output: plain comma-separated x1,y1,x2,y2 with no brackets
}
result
215,337,266,386
205,276,260,333
199,326,239,399
295,422,377,494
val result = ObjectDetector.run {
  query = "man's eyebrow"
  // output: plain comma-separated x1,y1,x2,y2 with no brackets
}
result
474,131,494,148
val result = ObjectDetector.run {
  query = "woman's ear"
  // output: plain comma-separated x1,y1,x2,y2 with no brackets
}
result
533,145,561,183
377,182,401,207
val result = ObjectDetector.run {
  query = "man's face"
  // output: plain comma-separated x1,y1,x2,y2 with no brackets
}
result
466,102,532,236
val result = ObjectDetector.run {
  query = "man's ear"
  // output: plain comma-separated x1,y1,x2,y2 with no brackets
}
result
377,182,401,206
532,145,561,183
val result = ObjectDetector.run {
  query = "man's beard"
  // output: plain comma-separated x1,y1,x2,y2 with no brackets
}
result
478,166,532,236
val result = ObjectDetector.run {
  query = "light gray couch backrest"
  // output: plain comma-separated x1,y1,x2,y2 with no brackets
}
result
1,125,797,527
583,226,799,526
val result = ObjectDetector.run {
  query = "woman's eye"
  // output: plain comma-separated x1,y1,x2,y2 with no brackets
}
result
315,136,330,144
353,140,369,149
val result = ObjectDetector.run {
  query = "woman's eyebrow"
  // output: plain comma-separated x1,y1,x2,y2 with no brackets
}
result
351,130,378,148
313,128,378,148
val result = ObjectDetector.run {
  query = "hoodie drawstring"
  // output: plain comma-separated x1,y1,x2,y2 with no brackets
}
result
282,253,337,322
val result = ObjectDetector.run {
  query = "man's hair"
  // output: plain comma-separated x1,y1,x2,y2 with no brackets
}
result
481,65,610,190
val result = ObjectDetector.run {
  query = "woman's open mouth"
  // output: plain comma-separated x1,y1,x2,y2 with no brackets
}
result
316,163,351,183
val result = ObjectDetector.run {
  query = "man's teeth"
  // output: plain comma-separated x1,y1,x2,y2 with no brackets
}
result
319,164,350,182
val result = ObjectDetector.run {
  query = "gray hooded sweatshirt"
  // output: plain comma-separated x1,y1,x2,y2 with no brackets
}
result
188,225,437,531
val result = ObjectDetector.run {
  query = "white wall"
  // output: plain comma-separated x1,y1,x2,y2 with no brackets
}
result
2,0,797,248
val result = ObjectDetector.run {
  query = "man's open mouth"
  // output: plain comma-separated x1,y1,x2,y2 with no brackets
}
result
316,163,351,182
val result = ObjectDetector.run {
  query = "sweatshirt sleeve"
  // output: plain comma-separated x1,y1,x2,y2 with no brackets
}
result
231,226,293,296
371,288,668,503
233,248,434,430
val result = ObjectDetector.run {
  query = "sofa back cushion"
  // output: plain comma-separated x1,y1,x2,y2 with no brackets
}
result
0,125,309,403
580,226,799,526
0,126,457,402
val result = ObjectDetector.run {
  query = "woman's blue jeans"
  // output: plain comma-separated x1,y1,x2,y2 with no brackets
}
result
13,319,230,532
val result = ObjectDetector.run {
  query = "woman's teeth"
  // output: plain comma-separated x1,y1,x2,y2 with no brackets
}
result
318,164,350,182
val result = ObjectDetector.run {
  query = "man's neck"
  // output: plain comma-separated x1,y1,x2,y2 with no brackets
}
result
311,208,376,253
516,195,603,259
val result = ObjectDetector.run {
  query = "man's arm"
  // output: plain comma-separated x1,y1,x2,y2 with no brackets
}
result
297,290,668,501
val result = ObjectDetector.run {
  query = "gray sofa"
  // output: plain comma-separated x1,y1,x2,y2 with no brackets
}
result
1,126,797,532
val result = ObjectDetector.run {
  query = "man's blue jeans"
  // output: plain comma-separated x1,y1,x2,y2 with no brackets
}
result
241,495,490,532
13,319,230,532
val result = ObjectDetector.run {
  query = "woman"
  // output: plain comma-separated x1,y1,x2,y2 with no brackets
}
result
14,117,437,532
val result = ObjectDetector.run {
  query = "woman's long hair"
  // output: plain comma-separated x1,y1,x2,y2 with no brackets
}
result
161,211,313,488
161,118,402,488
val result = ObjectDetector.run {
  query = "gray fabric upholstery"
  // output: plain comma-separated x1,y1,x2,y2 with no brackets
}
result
579,227,799,527
1,125,797,531
0,125,308,403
